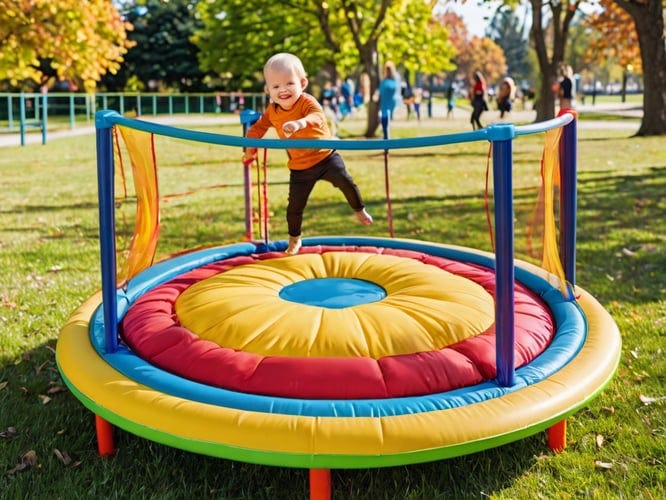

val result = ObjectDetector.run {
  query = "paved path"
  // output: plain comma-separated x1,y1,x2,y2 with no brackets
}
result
0,102,642,148
0,114,239,148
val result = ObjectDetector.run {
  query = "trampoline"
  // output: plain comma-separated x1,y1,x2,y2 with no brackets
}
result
56,110,621,499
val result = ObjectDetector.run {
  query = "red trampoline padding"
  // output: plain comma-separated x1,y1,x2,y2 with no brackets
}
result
121,246,554,399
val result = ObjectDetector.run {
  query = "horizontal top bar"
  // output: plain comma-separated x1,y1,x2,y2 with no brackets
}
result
96,110,574,152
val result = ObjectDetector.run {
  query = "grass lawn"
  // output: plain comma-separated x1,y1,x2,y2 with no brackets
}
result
0,112,664,498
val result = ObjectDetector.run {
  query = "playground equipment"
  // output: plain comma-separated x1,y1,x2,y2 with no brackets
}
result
56,110,621,499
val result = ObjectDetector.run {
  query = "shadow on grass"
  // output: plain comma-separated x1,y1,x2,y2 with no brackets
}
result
0,339,546,499
0,201,99,215
5,165,663,497
575,166,666,303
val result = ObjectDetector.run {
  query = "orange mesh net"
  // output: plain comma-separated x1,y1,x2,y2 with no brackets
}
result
527,126,571,297
113,125,160,284
485,128,571,298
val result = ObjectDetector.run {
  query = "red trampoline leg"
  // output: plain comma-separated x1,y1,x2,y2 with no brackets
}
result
95,415,116,456
309,468,331,500
547,419,567,453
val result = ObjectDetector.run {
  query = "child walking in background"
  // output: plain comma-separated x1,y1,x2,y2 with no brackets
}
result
242,53,372,255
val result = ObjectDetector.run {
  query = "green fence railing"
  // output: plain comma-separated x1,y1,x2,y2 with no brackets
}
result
1,91,267,146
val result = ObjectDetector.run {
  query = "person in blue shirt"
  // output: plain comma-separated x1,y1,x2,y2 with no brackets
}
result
378,61,398,137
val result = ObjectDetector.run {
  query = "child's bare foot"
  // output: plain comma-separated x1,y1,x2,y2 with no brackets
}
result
285,235,302,255
355,208,373,225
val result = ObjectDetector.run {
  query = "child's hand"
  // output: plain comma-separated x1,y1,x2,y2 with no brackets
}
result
242,148,257,166
282,119,305,137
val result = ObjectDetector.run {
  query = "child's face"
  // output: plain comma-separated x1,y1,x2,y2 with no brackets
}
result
264,67,307,110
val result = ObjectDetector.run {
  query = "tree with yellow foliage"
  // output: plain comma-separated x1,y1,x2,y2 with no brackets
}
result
584,0,641,72
0,0,133,91
436,12,506,83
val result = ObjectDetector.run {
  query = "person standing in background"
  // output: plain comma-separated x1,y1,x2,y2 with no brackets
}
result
496,76,516,119
469,70,488,130
558,65,574,110
378,61,399,137
446,84,455,118
413,86,423,121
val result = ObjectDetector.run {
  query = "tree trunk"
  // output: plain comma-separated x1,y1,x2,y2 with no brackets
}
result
366,99,381,138
359,41,381,138
530,0,556,121
529,0,577,122
614,0,666,136
534,70,558,121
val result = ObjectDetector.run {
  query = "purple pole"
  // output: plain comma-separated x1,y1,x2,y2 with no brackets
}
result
559,114,578,287
488,123,516,387
95,112,118,354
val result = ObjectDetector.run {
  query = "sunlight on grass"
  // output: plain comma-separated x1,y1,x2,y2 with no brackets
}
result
0,116,664,499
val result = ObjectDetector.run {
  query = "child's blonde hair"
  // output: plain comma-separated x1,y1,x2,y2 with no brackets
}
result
264,53,307,79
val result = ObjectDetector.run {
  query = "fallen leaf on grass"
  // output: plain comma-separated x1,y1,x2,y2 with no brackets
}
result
54,449,72,466
0,381,7,390
7,450,37,474
38,394,52,405
594,460,613,470
1,296,17,308
0,427,18,438
47,385,67,395
35,360,50,375
639,394,666,406
596,434,604,448
54,449,82,468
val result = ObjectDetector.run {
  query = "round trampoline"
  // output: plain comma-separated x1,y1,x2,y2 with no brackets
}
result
58,236,620,466
55,110,621,499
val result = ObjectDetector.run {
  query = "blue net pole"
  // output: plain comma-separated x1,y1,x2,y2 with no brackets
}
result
95,112,119,354
560,113,578,287
489,124,516,387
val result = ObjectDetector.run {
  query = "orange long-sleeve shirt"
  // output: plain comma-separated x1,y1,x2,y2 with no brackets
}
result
245,93,333,171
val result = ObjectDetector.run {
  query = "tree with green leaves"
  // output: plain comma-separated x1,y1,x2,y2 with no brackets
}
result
0,0,132,91
486,6,534,86
103,0,208,92
194,0,455,136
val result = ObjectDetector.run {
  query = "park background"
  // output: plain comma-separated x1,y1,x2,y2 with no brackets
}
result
1,0,664,137
1,1,665,498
